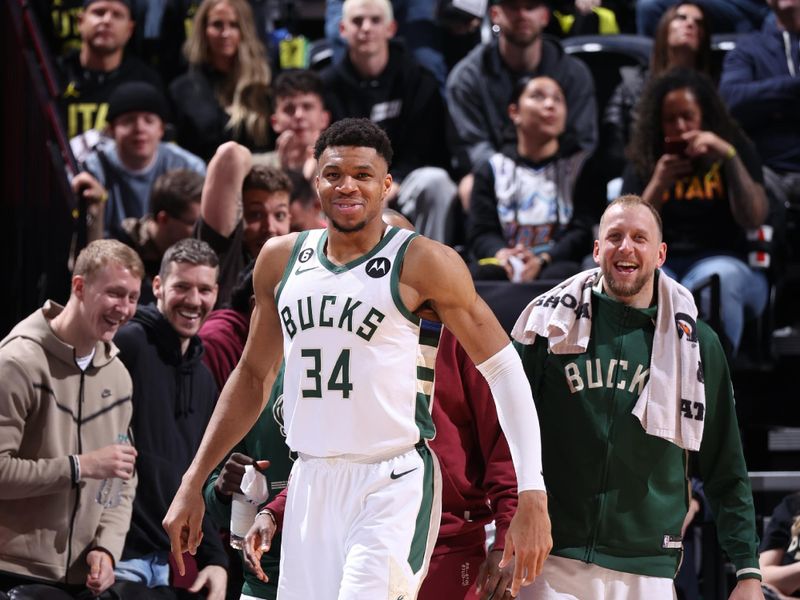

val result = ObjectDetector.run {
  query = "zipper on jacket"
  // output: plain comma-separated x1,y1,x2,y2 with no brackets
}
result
585,304,632,563
65,371,85,585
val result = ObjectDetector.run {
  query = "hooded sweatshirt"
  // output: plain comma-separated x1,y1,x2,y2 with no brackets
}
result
446,35,597,177
320,40,449,181
0,301,136,584
114,304,227,569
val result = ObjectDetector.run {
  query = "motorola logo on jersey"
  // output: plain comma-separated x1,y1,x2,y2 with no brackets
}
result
298,248,314,263
365,257,391,278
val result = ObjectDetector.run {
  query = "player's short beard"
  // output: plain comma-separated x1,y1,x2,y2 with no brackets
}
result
329,217,368,234
601,263,651,300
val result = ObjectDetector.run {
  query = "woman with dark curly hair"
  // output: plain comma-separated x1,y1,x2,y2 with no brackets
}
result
604,2,713,178
621,68,768,356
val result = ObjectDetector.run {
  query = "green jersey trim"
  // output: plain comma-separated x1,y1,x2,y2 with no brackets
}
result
315,226,401,273
390,231,420,325
275,231,310,304
414,319,441,441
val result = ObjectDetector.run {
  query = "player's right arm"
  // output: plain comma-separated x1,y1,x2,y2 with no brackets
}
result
163,233,297,575
201,142,252,237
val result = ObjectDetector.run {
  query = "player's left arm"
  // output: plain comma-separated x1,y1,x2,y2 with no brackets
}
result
401,238,551,592
696,323,762,590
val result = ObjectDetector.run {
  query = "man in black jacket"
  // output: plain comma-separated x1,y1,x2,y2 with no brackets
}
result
60,0,162,141
114,238,227,599
320,0,457,244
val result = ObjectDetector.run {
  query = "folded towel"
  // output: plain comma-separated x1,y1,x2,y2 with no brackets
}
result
511,268,706,451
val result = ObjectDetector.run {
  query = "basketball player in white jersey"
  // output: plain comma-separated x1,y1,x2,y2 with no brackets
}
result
164,119,551,599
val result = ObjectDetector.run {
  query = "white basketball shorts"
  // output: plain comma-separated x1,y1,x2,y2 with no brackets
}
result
277,443,442,600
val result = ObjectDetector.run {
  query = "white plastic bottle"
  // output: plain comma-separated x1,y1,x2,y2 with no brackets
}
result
230,493,260,549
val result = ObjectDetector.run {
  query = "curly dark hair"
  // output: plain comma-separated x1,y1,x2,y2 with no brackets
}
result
313,118,393,168
626,68,742,180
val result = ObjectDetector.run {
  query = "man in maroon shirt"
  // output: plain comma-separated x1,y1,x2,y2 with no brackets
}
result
420,326,518,600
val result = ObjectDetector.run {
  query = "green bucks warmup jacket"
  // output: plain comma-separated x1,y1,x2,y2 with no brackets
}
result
515,289,760,581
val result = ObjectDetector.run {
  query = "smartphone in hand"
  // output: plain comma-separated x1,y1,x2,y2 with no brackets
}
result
663,137,688,156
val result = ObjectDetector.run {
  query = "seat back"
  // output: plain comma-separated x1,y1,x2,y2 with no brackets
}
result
710,33,742,80
562,34,653,119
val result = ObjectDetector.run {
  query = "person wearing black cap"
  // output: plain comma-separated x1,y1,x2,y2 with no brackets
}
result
58,0,162,140
446,0,598,211
81,81,206,242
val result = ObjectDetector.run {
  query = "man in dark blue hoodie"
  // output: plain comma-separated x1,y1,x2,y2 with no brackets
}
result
720,0,800,210
113,238,228,599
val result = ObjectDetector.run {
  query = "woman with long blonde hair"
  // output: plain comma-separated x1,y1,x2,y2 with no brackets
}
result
169,0,272,161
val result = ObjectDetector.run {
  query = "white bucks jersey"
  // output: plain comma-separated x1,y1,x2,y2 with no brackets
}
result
275,227,439,458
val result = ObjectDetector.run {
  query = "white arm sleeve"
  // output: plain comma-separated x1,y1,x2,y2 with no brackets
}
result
476,342,545,492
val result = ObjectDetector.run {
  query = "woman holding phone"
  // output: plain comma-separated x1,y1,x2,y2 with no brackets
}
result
603,2,714,177
622,68,768,357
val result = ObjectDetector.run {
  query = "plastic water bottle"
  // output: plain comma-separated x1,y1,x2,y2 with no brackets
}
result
230,493,260,550
96,433,129,509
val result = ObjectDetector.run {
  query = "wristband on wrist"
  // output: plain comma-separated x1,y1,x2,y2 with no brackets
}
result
69,455,81,485
725,146,737,161
256,509,277,528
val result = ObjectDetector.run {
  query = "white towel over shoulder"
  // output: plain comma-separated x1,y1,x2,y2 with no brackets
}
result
511,268,706,451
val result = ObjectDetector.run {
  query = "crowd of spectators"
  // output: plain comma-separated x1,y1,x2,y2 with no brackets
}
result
3,0,800,598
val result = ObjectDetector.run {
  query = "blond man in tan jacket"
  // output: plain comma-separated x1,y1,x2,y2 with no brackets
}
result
0,240,143,597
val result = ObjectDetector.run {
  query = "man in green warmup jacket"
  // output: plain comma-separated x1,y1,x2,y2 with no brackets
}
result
203,369,290,600
514,194,763,600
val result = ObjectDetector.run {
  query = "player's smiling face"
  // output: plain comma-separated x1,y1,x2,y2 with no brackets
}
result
593,203,666,308
315,146,391,234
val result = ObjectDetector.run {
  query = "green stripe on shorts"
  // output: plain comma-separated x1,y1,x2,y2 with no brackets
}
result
408,444,435,574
